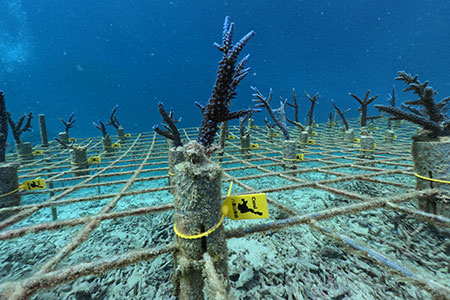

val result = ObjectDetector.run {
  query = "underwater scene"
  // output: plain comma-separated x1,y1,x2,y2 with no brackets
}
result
1,1,450,299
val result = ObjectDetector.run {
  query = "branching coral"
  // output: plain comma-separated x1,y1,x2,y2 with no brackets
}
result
196,16,258,148
0,91,8,162
107,105,121,129
331,100,350,131
349,90,380,127
154,102,182,147
305,91,319,127
286,89,305,131
7,111,33,144
239,113,251,137
59,112,76,134
252,87,290,140
93,121,108,138
375,71,450,137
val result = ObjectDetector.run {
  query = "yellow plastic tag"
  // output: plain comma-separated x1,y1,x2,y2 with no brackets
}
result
296,154,304,161
32,150,44,155
223,193,269,220
374,127,379,130
112,143,121,148
250,143,259,149
88,156,101,164
374,143,377,149
331,122,337,126
69,138,77,142
124,133,131,138
273,133,280,137
253,125,259,129
353,138,360,143
228,135,236,140
307,140,315,145
312,132,318,136
314,124,319,128
21,178,47,191
393,135,397,139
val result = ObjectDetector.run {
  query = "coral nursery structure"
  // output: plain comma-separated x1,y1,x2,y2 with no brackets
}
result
1,19,450,300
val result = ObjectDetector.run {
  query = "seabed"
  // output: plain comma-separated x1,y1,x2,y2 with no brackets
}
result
0,118,449,300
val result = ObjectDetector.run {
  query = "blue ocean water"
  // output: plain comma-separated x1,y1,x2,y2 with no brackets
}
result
1,0,450,141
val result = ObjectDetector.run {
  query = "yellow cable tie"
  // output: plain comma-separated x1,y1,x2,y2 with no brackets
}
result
0,186,21,198
70,161,89,165
360,148,375,152
174,214,226,240
282,157,302,161
173,181,233,240
168,171,175,176
414,173,450,184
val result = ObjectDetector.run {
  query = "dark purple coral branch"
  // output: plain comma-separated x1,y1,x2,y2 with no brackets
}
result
154,102,182,147
107,105,120,129
59,112,76,133
349,90,379,127
197,16,258,148
93,121,108,137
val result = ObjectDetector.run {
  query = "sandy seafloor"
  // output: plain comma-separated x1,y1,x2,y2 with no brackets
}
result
0,153,449,300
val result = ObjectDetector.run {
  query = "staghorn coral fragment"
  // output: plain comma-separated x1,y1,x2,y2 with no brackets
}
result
196,16,259,148
252,87,290,140
376,71,450,138
153,102,182,147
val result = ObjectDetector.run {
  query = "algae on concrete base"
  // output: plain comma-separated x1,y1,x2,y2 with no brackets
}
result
70,148,89,177
240,134,251,160
16,142,33,161
283,140,297,173
38,114,49,147
173,141,229,299
359,135,375,159
168,146,184,195
0,162,20,221
412,136,450,218
58,132,69,145
102,135,114,155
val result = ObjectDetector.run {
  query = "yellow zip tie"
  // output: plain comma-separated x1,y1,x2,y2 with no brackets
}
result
415,173,450,184
282,157,303,161
70,161,89,165
168,171,175,176
0,187,21,198
174,182,233,240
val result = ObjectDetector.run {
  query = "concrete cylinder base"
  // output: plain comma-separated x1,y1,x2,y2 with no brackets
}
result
240,134,251,160
412,136,450,218
299,131,308,148
172,141,229,299
168,146,184,195
359,135,375,159
39,114,49,147
283,140,297,174
117,126,126,143
102,135,114,156
267,128,274,142
70,148,90,177
344,129,355,144
16,142,34,161
0,162,21,221
58,132,69,146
